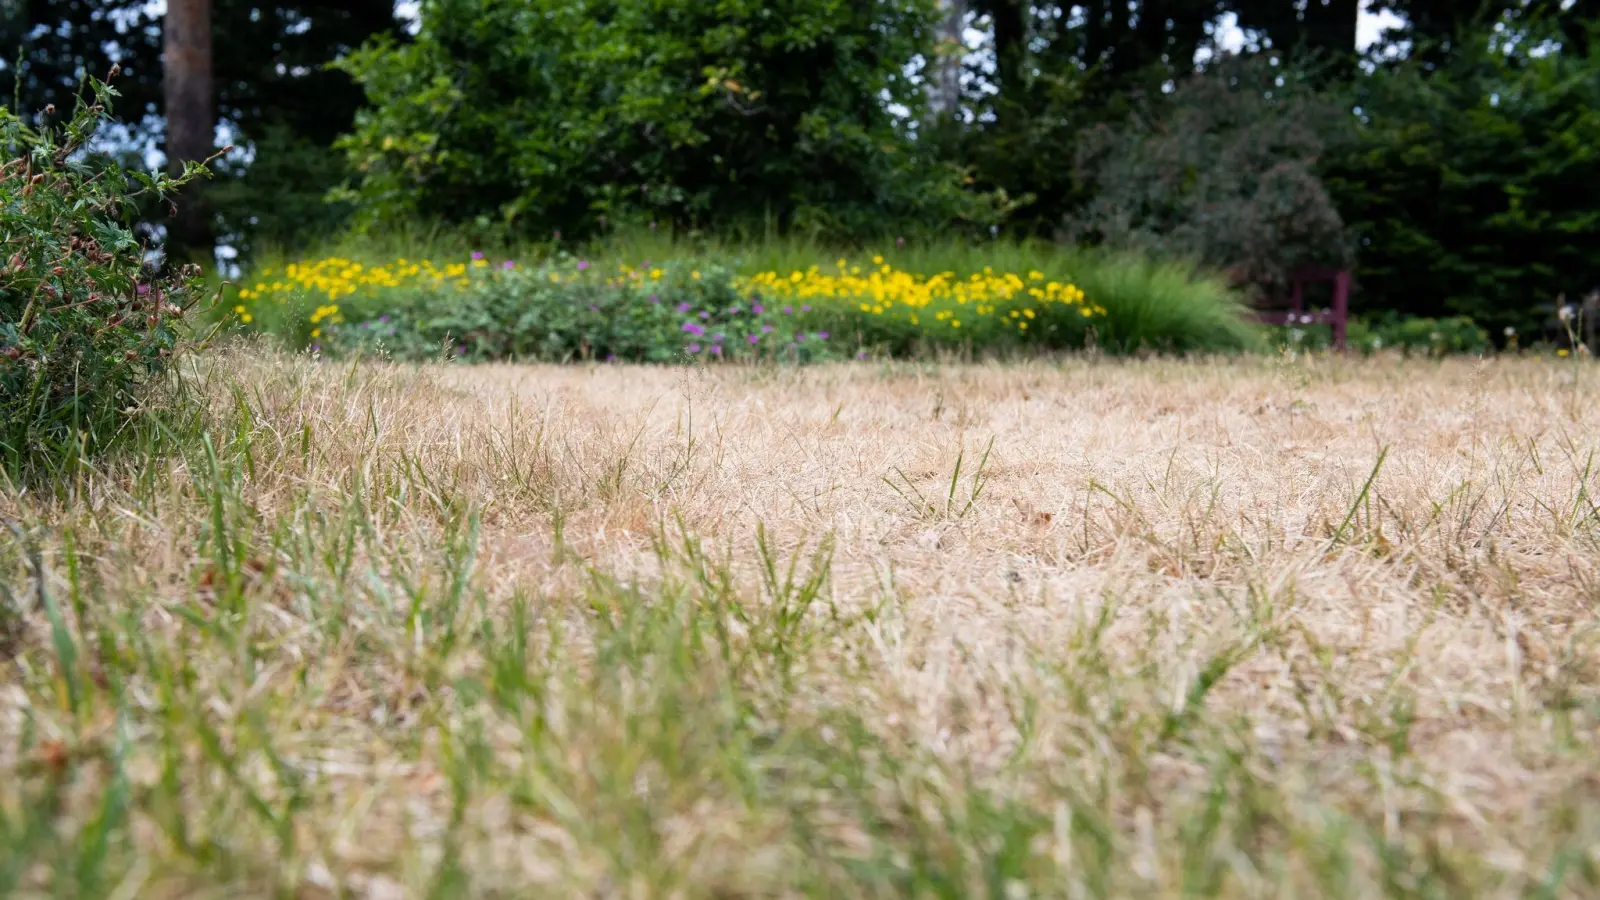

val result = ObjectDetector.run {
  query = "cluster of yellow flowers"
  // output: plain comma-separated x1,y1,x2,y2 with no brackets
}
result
740,257,1102,331
234,255,491,334
230,253,1103,345
236,256,477,305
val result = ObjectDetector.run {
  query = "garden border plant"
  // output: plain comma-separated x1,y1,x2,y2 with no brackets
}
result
226,237,1264,363
0,69,220,481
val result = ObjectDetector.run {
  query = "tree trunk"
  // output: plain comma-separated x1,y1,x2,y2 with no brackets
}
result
986,0,1026,118
927,0,967,120
163,0,214,264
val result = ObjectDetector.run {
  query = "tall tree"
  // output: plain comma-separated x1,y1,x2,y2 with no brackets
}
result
163,0,215,260
927,0,967,119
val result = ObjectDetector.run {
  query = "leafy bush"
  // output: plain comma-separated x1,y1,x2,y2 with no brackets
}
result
333,0,998,242
0,74,211,478
1068,55,1353,293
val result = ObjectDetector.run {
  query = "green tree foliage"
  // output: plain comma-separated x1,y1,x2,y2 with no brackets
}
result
1322,24,1600,331
335,0,998,242
0,2,403,257
1372,1,1598,64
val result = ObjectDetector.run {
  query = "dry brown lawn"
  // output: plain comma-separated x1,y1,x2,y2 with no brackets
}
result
3,352,1599,898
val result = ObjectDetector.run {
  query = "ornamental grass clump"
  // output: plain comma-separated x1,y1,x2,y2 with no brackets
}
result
0,73,214,479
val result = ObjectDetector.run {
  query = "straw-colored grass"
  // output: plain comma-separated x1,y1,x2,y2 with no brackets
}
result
3,351,1599,898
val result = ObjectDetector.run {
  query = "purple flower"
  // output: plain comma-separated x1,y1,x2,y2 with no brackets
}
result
816,331,830,340
783,305,793,315
687,343,702,353
471,251,485,261
747,334,760,344
699,310,710,320
856,350,869,360
795,332,806,342
577,260,590,271
714,333,726,342
710,344,722,356
502,260,515,270
311,343,322,354
589,305,600,313
752,303,765,314
650,295,661,304
676,302,692,313
802,305,812,312
728,304,741,314
761,324,773,334
606,353,616,362
379,315,390,324
682,321,706,336
136,283,149,296
458,344,469,355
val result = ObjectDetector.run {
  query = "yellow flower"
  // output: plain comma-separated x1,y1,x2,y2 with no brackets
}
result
1558,348,1570,357
233,304,246,314
310,328,321,338
240,313,253,323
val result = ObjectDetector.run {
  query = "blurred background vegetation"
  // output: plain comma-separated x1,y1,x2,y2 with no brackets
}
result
1,0,1596,341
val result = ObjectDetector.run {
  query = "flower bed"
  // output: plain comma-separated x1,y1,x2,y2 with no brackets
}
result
226,252,1109,362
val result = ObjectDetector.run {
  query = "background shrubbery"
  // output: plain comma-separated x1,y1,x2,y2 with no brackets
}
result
1067,55,1355,293
8,1,1598,362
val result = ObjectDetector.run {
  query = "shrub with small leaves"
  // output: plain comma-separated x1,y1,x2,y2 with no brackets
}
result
0,73,215,477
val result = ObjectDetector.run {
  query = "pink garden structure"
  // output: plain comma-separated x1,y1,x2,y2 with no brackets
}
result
1254,267,1352,350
